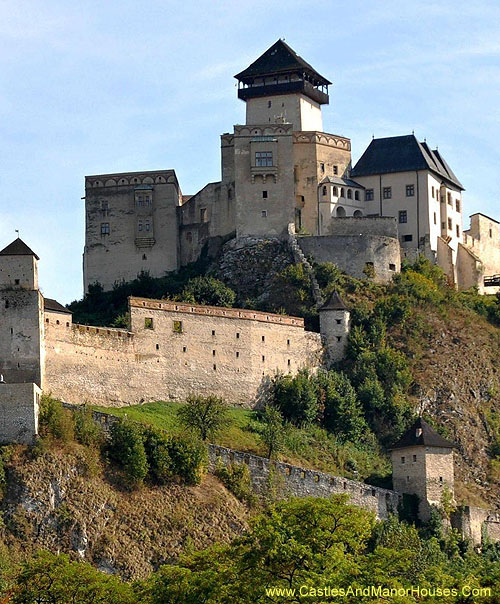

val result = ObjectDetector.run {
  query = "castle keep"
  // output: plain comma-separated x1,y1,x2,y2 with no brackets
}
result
83,40,499,294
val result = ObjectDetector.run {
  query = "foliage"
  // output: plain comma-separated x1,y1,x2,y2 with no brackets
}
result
270,369,319,427
177,395,231,442
178,276,236,307
107,419,149,487
257,405,285,459
142,427,173,485
38,396,75,442
166,436,207,486
12,551,137,604
215,462,257,506
74,408,104,447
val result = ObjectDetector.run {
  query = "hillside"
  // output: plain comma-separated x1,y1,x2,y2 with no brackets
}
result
0,444,249,581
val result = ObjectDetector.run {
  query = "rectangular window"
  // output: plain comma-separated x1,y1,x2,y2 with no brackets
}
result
145,221,151,232
455,199,460,212
403,234,413,242
401,456,405,464
456,224,460,237
200,208,207,223
398,210,407,224
144,317,154,330
442,222,445,230
336,319,341,324
262,190,268,199
406,184,414,197
320,162,325,173
431,186,435,197
413,455,417,462
173,320,183,333
333,165,338,175
261,335,265,342
434,212,437,225
447,192,452,205
236,351,239,358
101,200,109,212
261,210,268,217
212,330,216,336
236,332,240,339
365,188,374,201
255,151,273,167
383,187,392,199
389,263,396,271
100,222,110,235
138,221,143,231
448,218,452,230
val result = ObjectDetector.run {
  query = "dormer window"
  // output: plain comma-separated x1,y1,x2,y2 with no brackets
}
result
255,151,273,167
416,427,423,437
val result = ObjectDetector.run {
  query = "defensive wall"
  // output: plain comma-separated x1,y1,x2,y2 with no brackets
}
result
298,218,401,283
44,297,322,408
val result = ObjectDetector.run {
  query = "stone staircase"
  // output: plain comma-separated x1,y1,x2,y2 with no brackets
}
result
287,228,324,308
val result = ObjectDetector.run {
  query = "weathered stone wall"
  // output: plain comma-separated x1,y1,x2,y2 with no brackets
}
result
326,216,399,238
0,383,40,445
44,297,322,408
297,231,400,283
208,444,400,520
451,506,500,545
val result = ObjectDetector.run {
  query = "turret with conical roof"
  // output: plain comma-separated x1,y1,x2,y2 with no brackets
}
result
390,417,456,522
319,291,350,364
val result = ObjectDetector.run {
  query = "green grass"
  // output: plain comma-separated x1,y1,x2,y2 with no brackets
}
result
92,401,391,482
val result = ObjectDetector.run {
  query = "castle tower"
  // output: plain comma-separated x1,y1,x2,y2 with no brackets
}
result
224,40,353,239
390,417,456,522
0,238,43,444
318,291,350,364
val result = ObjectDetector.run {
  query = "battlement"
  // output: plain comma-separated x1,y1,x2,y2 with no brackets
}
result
129,297,305,328
85,169,178,189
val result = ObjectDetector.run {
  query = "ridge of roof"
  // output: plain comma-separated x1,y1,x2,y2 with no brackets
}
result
0,238,40,260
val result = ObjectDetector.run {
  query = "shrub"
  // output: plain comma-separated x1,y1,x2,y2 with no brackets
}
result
179,276,236,307
215,462,257,506
143,427,173,485
74,408,103,447
177,395,231,442
271,370,318,427
107,419,148,486
167,436,207,485
258,405,285,459
38,396,74,442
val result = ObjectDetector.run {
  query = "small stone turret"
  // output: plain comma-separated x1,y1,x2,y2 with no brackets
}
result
390,417,456,522
319,291,350,364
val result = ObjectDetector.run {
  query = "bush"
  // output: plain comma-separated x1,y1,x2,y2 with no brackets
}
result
257,405,285,459
167,436,207,486
74,408,103,447
215,462,257,506
179,276,236,307
271,370,318,427
177,395,231,442
107,419,148,486
143,427,173,485
38,396,74,442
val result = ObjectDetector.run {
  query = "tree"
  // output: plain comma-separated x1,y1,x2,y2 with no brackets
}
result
177,395,230,442
179,276,236,307
258,405,285,459
107,419,148,486
271,370,318,426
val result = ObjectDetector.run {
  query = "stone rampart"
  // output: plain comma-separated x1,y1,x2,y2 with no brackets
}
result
0,383,40,445
208,444,399,520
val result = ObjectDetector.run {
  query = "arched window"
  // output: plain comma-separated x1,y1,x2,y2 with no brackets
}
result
336,206,346,217
353,210,363,217
347,189,352,199
322,186,327,196
340,188,345,197
354,190,360,201
332,186,338,196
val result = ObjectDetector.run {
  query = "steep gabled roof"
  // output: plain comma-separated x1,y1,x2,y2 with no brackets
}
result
320,176,365,189
390,417,456,450
320,290,348,311
235,39,331,86
0,238,39,260
351,135,464,190
44,298,72,315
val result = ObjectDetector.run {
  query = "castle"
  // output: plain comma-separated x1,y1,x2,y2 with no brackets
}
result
0,40,499,541
83,40,499,293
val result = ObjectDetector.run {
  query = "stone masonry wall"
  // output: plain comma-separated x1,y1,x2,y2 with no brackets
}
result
0,383,40,445
44,297,322,408
208,444,400,520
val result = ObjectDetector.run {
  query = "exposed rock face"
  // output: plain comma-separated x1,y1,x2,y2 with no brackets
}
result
2,448,249,580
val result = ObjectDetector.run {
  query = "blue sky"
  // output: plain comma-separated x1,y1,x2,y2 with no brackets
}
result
0,0,499,304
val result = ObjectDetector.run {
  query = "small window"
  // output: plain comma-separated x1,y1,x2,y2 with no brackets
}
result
333,165,338,175
406,184,414,197
490,228,493,238
262,190,268,199
213,364,217,371
434,212,437,225
336,336,341,342
255,151,273,167
407,476,410,483
156,344,159,350
431,186,435,197
439,476,443,483
455,200,460,212
262,355,265,362
448,218,452,230
236,351,239,358
389,263,396,271
212,350,216,356
403,234,413,242
261,335,265,342
347,189,352,199
336,319,341,324
142,254,147,260
319,163,325,173
101,200,109,212
267,100,272,108
456,225,460,237
138,221,143,232
365,189,374,201
212,330,216,336
401,456,405,464
144,317,154,330
287,359,291,366
145,221,151,232
383,187,392,199
236,332,240,339
340,187,345,197
287,339,290,346
354,190,360,201
200,208,207,223
182,346,187,352
173,320,183,333
399,210,407,224
413,454,417,462
442,222,446,230
15,279,20,285
332,186,338,196
447,192,452,205
100,222,110,235
261,210,267,217
322,186,327,196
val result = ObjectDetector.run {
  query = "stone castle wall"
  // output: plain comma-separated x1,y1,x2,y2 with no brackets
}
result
44,297,322,408
0,383,40,445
